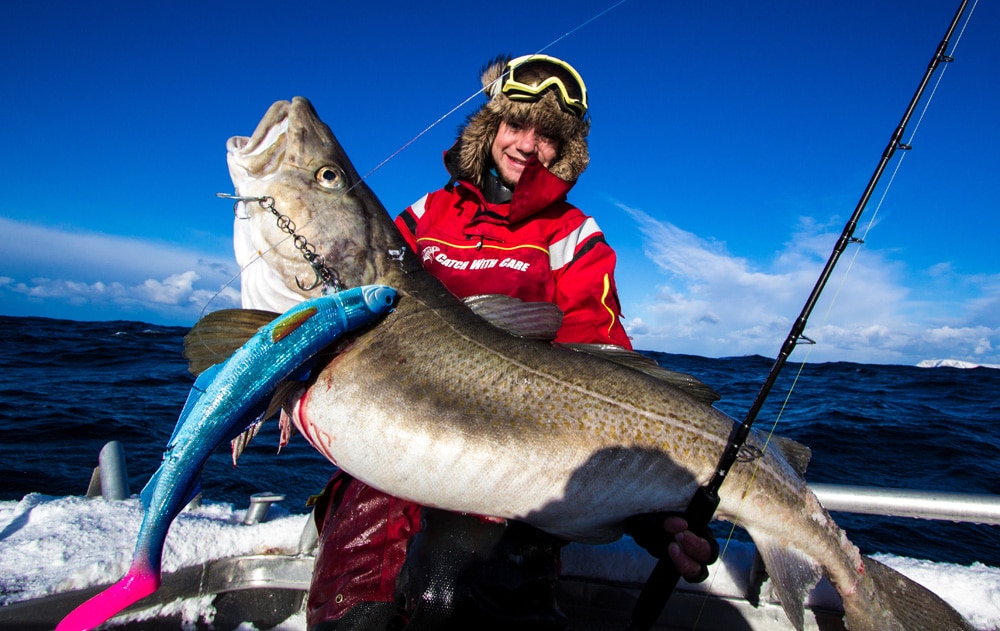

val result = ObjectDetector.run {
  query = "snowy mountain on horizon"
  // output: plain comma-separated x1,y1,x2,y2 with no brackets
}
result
916,359,1000,370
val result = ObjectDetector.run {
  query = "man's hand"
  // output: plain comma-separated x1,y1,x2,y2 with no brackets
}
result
663,516,717,583
624,512,720,584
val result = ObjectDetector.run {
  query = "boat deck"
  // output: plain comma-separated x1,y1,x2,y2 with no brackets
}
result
4,482,997,630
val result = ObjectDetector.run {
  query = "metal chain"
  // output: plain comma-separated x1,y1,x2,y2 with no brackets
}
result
218,193,342,292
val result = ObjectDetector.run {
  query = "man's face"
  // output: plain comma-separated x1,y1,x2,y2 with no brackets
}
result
490,120,560,187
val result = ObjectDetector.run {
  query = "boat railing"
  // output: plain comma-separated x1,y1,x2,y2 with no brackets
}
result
810,483,1000,525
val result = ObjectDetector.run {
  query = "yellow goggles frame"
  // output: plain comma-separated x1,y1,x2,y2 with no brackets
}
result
493,54,588,118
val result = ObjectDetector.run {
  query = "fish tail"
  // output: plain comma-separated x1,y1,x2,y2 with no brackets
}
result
839,556,974,631
55,561,160,630
753,529,973,630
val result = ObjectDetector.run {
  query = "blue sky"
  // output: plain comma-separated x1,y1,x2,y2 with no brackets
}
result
2,1,997,365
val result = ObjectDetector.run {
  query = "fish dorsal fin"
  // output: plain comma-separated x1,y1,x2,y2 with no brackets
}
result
558,343,721,405
183,308,279,376
461,295,722,405
769,435,812,477
462,294,563,340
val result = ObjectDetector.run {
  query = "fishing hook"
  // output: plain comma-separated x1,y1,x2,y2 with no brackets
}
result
217,192,265,219
296,262,336,292
296,271,321,292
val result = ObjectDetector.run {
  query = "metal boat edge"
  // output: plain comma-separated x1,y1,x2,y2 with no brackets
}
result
0,552,842,631
2,483,997,630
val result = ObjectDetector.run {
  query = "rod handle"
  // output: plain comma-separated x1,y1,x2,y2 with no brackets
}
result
626,486,719,631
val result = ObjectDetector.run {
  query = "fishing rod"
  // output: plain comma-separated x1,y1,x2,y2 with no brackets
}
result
626,1,970,629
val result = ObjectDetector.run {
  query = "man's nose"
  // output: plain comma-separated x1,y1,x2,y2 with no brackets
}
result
515,130,538,153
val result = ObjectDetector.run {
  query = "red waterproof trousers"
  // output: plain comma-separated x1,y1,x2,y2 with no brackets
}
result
307,471,422,626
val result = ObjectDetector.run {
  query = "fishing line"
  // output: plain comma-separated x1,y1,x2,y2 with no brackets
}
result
200,0,630,317
628,2,976,629
534,0,630,54
724,0,979,414
355,0,631,183
853,0,977,253
359,0,630,184
770,0,978,369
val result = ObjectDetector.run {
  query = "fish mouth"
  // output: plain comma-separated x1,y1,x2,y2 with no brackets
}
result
226,97,331,186
226,100,292,185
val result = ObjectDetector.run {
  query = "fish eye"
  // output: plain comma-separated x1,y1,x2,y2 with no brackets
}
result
315,166,346,189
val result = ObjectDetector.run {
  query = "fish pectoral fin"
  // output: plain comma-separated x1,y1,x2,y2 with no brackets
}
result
183,308,280,376
462,294,563,340
230,381,304,464
231,420,264,466
751,533,823,631
558,343,722,405
265,380,306,420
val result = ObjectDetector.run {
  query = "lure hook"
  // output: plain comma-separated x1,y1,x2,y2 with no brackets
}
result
295,266,324,292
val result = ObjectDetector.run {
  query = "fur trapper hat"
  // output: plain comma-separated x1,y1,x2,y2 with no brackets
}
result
455,55,590,186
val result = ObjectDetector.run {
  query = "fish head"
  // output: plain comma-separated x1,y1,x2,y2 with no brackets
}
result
227,97,406,307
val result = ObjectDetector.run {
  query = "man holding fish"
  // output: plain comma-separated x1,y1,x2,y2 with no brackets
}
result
54,46,976,631
307,54,717,631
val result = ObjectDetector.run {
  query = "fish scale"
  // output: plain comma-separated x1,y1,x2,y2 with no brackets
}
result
298,283,768,540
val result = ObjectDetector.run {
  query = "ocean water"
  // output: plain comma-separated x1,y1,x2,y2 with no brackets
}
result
1,314,998,569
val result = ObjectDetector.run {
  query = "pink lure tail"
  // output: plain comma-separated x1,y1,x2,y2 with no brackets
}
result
56,565,160,631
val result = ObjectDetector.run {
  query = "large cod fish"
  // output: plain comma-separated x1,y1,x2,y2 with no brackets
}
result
226,96,971,630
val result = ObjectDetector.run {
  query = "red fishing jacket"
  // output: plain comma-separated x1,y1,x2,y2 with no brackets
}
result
307,157,632,626
394,156,632,349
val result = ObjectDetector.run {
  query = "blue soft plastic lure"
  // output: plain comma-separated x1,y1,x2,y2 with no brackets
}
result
57,284,396,631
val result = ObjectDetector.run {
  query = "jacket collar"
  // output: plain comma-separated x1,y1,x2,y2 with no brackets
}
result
444,148,574,225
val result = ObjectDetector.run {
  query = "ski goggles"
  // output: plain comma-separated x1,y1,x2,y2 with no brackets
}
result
491,54,588,118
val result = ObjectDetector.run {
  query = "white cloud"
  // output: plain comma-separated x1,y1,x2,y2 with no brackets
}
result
0,217,241,324
618,204,1000,366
